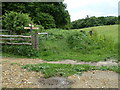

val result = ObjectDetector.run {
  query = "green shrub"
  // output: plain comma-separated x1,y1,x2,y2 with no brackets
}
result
2,11,32,34
2,45,38,57
35,25,44,32
33,12,56,29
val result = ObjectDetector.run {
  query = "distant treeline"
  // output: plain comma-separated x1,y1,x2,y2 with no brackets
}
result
71,16,118,29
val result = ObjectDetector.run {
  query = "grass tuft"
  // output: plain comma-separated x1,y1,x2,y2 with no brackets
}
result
22,63,119,78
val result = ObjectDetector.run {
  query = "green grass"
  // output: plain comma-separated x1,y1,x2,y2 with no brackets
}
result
2,25,118,62
2,53,38,59
37,25,118,61
76,25,118,43
10,62,21,66
38,51,117,62
22,63,120,78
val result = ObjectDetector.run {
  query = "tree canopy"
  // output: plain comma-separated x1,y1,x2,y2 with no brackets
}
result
2,2,71,29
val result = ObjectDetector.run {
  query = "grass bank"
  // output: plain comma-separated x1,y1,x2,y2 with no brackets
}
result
2,25,118,62
37,25,118,61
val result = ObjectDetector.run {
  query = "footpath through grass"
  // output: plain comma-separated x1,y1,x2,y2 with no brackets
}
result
2,25,118,62
37,25,118,61
22,63,120,78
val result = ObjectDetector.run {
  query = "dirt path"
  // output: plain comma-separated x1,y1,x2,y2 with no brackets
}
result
1,57,119,66
47,59,119,66
1,57,120,88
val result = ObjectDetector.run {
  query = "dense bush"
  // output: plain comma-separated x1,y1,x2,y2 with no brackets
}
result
33,12,56,29
2,11,32,34
2,2,71,29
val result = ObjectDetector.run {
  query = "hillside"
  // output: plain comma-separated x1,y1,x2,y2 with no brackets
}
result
2,25,118,62
77,25,118,43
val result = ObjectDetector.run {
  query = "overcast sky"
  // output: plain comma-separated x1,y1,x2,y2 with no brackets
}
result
63,0,119,21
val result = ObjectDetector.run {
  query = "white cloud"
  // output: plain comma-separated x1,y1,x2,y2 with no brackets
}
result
63,0,119,21
70,10,103,21
70,10,118,21
64,0,119,9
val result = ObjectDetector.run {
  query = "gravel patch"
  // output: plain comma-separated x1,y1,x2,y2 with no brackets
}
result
1,57,120,88
2,58,44,88
68,70,119,88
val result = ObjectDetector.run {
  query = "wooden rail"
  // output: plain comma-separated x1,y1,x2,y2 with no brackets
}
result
0,35,31,38
38,32,48,35
0,30,9,32
0,33,38,50
0,29,9,32
0,42,32,45
0,38,31,41
0,35,32,46
38,32,48,38
1,31,48,50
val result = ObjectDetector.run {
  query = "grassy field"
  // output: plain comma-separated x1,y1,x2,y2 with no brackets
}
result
77,25,118,43
37,25,118,61
2,25,118,62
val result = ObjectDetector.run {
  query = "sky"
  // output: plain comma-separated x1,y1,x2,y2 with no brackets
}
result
63,0,119,21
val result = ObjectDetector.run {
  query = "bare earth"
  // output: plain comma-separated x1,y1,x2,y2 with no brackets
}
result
1,57,120,88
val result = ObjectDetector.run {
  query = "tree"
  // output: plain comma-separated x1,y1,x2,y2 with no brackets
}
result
105,16,118,25
2,11,32,34
2,2,71,29
34,12,56,29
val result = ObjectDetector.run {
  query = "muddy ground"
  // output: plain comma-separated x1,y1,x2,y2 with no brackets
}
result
1,57,120,88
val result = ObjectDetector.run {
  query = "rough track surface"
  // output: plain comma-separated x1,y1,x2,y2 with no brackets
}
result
1,57,120,88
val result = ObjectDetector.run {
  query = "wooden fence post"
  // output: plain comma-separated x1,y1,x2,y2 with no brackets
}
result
89,31,93,36
32,31,39,50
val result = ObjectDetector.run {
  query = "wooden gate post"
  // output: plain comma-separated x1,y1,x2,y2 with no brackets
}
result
24,24,39,50
32,31,39,50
